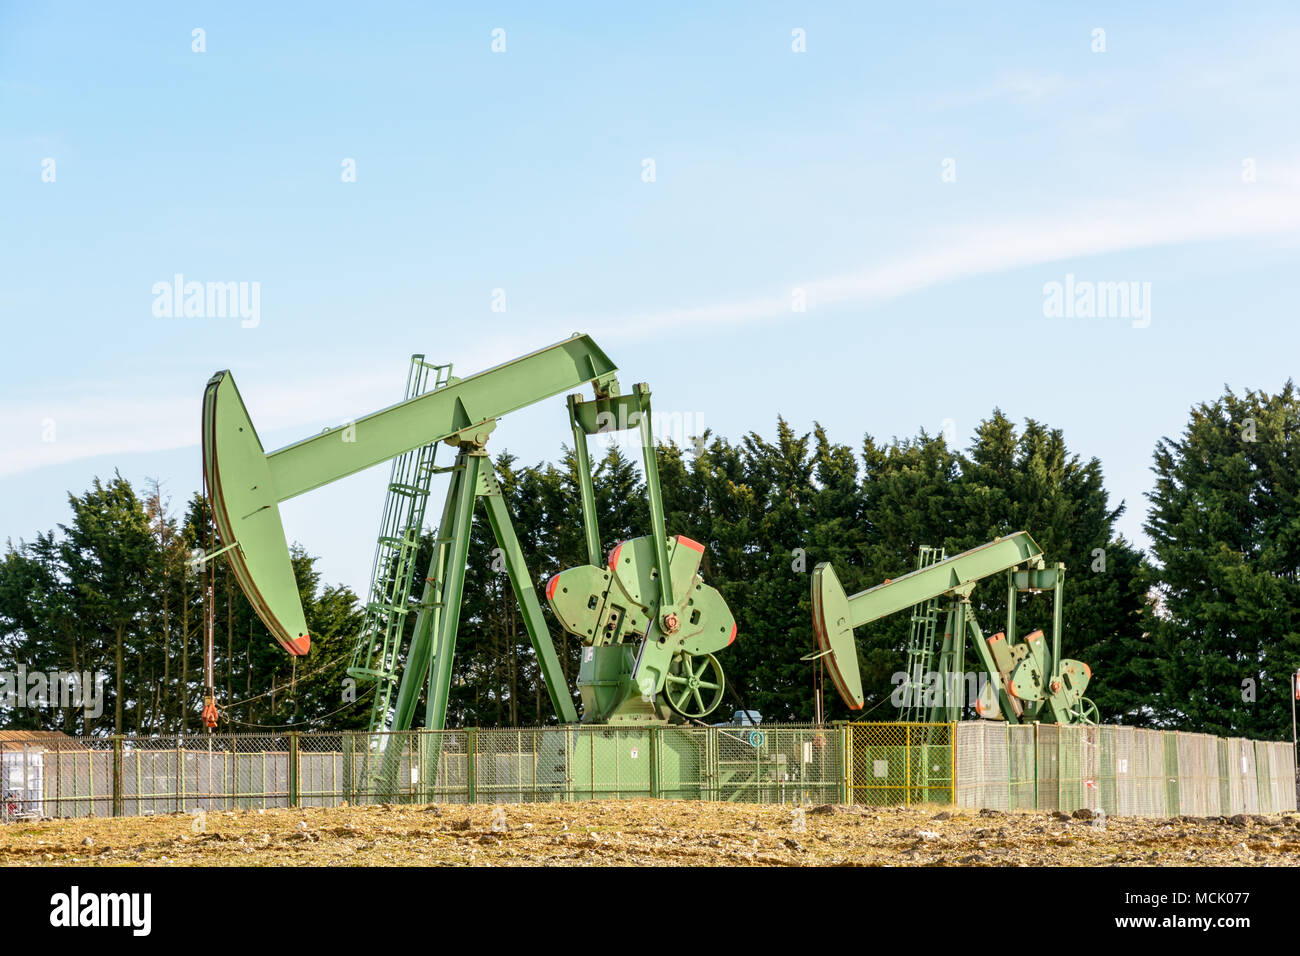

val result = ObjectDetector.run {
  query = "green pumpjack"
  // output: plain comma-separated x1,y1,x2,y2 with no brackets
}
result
202,333,1093,738
201,334,742,733
811,532,1097,725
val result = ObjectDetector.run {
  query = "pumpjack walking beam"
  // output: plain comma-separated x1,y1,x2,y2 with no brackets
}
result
202,334,618,729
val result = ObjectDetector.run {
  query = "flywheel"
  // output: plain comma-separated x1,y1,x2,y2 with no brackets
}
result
663,651,726,719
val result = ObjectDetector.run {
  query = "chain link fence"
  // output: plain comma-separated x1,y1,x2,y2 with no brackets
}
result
2,722,1294,821
847,722,953,806
1,724,841,819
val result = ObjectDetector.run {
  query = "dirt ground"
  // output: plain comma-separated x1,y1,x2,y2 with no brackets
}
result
2,801,1298,866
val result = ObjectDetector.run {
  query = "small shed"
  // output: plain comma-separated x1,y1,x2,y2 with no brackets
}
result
1,730,76,820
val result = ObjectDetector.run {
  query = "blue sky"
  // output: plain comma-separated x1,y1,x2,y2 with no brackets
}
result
2,1,1298,595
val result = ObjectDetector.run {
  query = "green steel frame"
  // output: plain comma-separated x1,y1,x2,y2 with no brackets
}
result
812,532,1096,725
899,546,947,723
348,355,453,731
546,384,737,723
388,446,581,733
203,335,619,730
202,333,739,739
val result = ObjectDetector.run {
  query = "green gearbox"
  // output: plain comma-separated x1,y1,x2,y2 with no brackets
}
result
547,534,736,723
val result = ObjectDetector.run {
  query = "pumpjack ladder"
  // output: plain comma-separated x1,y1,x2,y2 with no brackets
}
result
347,356,454,733
899,545,946,723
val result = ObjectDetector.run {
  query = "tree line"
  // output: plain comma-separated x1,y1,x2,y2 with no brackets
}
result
1,382,1296,739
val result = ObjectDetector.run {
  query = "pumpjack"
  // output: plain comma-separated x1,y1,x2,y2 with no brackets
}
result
811,532,1097,724
201,334,737,732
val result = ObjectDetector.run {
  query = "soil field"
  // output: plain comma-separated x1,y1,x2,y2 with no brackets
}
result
2,801,1298,866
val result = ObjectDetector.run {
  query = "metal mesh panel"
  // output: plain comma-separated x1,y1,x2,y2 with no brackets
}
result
297,732,344,808
122,746,176,816
1098,725,1116,815
1234,738,1249,813
1176,733,1206,815
337,729,469,804
1275,742,1298,811
29,743,112,819
1161,731,1180,814
1255,740,1274,813
714,725,842,804
185,744,234,812
954,722,986,808
1081,724,1102,812
1236,738,1260,812
1243,738,1260,812
1270,741,1286,812
1202,734,1222,816
954,722,1006,810
1129,728,1165,816
906,724,954,806
1206,738,1227,816
565,727,652,800
1225,738,1243,814
1268,741,1293,813
3,745,50,820
1056,724,1100,814
1126,729,1146,815
1035,724,1059,811
1113,725,1136,816
1057,725,1080,812
419,729,469,803
1146,728,1169,816
850,722,954,807
1267,740,1280,813
1007,724,1036,810
476,727,576,803
656,726,708,800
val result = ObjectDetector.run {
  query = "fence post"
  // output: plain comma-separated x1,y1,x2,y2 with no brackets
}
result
111,735,123,817
841,723,852,805
288,732,300,808
904,723,912,805
707,727,718,801
342,731,353,806
951,722,959,807
466,728,478,804
649,726,660,799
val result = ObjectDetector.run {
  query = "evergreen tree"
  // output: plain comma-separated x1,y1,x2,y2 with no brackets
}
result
959,414,1152,724
1145,383,1300,737
58,473,156,734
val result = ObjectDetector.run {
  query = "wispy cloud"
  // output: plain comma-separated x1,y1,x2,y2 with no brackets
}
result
587,176,1300,342
3,177,1297,479
0,333,564,480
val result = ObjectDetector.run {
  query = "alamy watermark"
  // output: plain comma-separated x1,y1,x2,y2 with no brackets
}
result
891,668,995,711
1,667,107,719
1043,273,1151,328
589,405,708,455
151,274,260,328
50,886,151,936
